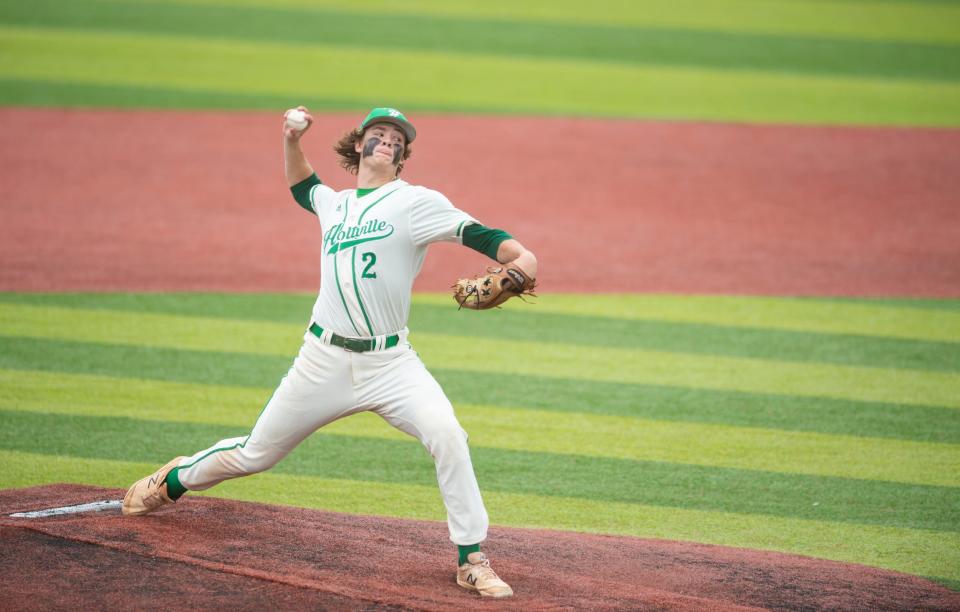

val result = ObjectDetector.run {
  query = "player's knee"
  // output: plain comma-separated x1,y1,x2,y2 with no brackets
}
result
247,452,284,474
234,442,285,474
421,420,470,461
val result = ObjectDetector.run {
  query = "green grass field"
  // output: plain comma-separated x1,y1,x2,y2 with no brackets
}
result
1,0,959,125
1,294,958,588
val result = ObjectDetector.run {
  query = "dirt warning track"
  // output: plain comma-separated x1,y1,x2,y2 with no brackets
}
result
2,485,958,611
1,108,958,295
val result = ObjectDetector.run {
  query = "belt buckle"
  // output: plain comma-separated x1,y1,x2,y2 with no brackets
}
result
343,337,367,352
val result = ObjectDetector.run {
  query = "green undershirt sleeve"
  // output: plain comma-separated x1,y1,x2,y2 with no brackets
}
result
290,173,321,215
462,223,512,261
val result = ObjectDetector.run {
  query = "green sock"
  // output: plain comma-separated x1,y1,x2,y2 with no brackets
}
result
165,468,188,500
458,543,481,565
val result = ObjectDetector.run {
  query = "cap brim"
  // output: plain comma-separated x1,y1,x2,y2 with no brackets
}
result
364,117,416,143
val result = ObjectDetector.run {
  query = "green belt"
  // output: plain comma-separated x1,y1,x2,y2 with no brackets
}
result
309,322,399,352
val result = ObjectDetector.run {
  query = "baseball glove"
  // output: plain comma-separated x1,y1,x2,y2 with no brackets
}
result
453,264,536,310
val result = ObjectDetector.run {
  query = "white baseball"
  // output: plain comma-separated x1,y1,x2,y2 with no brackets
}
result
285,109,308,130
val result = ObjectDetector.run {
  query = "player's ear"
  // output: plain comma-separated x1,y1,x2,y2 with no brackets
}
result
354,129,364,154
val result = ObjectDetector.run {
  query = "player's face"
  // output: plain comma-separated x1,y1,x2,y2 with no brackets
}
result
357,123,406,168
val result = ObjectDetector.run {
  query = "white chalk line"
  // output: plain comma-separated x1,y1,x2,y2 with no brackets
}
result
9,499,123,518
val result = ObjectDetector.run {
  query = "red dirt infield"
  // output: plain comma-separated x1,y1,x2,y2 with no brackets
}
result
1,108,959,295
3,484,958,611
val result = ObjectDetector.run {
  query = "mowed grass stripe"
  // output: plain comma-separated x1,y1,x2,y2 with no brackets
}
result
5,369,956,486
0,292,317,324
1,410,957,532
0,303,306,355
4,0,958,82
164,0,960,45
433,368,960,444
807,297,960,313
0,78,378,113
412,306,960,372
3,304,957,408
3,27,959,126
3,451,957,583
412,294,960,343
3,297,957,372
6,292,956,344
4,292,957,344
418,334,960,409
3,337,956,443
0,336,293,389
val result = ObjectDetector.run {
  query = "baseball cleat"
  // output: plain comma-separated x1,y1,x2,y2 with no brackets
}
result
122,456,186,516
456,552,513,598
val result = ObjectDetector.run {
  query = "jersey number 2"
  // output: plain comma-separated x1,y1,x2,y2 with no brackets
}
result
361,252,377,279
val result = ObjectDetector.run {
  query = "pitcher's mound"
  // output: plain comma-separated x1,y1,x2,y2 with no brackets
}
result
1,484,956,611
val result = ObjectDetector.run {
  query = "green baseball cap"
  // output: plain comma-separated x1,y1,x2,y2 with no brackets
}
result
360,107,416,143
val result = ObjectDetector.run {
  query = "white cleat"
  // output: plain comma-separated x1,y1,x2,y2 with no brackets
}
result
456,552,514,598
122,456,186,516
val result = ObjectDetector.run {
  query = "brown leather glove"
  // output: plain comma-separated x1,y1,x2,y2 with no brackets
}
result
452,264,536,310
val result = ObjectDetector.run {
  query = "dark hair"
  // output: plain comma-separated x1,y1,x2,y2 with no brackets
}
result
333,128,413,176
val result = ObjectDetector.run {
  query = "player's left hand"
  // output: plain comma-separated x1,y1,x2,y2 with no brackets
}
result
452,264,536,310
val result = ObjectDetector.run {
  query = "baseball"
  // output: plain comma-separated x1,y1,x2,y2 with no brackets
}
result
285,108,308,130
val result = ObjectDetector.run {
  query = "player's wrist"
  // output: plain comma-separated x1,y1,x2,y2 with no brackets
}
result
510,251,537,280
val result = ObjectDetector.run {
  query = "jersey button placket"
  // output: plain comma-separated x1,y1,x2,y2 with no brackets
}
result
344,200,355,288
346,203,362,291
335,195,361,335
340,250,353,290
344,210,357,291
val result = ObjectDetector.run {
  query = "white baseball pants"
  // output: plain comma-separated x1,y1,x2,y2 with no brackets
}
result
174,329,489,545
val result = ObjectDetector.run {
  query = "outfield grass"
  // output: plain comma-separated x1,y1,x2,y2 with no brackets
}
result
0,293,957,588
1,0,958,125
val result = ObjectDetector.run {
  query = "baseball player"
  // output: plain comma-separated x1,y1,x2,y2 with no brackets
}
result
122,106,538,599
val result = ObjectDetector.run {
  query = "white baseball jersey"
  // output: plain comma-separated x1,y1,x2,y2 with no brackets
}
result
303,178,476,337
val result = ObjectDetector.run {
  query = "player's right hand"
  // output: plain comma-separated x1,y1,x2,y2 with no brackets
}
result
283,105,314,141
